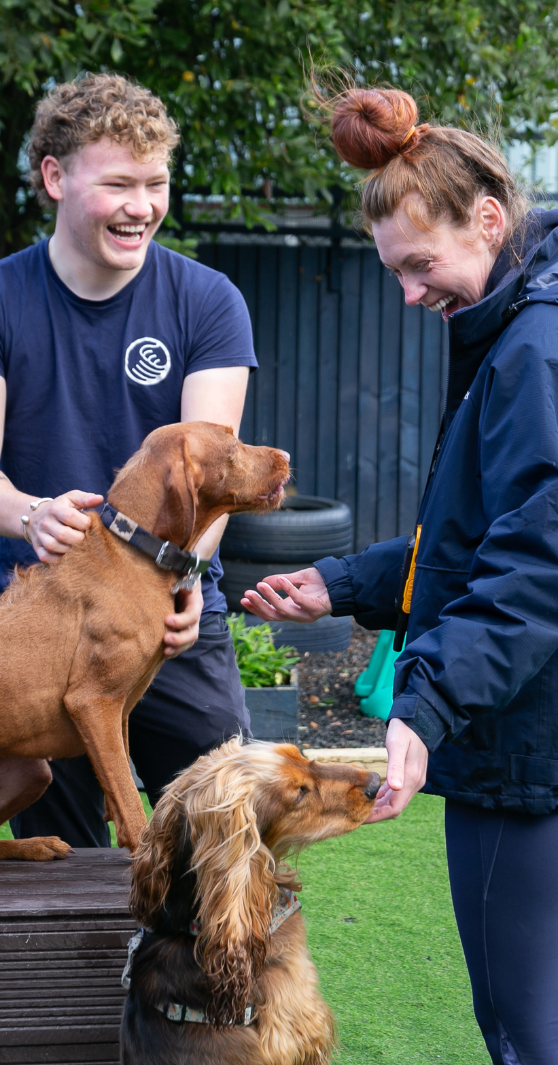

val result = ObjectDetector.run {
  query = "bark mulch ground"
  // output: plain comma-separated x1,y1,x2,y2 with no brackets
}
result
295,620,387,749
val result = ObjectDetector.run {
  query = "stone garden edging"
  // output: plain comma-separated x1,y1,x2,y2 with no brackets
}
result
302,747,388,780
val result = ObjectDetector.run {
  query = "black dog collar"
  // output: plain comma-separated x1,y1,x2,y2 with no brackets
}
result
100,503,210,592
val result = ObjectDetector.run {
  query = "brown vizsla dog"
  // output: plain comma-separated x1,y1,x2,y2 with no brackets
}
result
0,422,289,861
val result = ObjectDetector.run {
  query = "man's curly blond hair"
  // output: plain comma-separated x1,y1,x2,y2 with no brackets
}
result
28,73,180,207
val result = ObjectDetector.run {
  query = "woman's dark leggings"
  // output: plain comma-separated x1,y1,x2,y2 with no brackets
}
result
445,800,558,1065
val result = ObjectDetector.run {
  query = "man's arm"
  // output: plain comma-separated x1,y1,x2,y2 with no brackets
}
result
161,365,249,656
182,365,249,555
0,375,41,536
0,378,102,558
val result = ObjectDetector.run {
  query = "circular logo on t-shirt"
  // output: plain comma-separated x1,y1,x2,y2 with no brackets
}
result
125,337,171,386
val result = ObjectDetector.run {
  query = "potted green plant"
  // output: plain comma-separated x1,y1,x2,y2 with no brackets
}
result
227,614,300,743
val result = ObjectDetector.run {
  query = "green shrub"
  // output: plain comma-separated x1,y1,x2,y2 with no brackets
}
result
227,613,299,688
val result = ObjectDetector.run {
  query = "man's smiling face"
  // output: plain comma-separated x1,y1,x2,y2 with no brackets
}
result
46,137,170,274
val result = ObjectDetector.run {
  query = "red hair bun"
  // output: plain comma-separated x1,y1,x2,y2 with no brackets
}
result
331,88,418,170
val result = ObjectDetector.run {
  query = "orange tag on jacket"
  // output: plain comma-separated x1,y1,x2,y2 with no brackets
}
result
402,525,422,614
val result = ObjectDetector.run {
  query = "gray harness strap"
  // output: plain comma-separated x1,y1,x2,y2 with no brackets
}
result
155,1000,257,1027
122,888,301,1025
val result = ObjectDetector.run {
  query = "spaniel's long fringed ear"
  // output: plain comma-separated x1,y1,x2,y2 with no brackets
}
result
152,435,202,548
128,786,186,929
183,742,277,1029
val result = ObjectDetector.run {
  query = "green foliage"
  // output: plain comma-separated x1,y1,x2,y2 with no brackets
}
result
0,0,157,254
122,0,348,227
123,0,558,229
227,612,299,688
2,0,558,250
155,233,199,259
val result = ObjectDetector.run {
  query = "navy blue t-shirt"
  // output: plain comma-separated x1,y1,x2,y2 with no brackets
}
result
0,239,257,610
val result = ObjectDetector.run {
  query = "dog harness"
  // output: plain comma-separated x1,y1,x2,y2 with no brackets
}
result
100,503,211,593
121,888,301,1026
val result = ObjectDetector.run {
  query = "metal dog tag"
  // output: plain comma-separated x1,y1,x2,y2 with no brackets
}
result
171,571,201,595
122,928,144,990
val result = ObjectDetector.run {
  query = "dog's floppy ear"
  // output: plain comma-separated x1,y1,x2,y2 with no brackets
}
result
152,434,202,548
183,743,276,1028
129,788,186,928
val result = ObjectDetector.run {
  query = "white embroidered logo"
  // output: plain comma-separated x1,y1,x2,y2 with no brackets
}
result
125,337,171,386
464,390,470,400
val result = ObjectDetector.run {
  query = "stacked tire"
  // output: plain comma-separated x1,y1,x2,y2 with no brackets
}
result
220,496,354,653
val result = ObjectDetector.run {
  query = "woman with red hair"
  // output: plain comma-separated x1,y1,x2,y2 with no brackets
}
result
244,86,558,1065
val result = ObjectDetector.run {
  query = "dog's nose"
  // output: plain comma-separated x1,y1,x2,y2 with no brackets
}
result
280,450,290,463
364,772,381,800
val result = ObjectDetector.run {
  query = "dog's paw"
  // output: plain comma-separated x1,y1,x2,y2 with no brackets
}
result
14,836,75,861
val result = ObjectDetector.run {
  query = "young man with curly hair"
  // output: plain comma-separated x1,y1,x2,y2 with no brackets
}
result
0,74,257,845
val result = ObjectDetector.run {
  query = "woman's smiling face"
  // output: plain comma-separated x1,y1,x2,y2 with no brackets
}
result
373,195,506,321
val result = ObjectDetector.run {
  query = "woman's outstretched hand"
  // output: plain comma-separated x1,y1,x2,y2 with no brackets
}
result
240,567,332,624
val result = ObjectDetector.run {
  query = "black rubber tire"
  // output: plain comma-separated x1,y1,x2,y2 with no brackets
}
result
229,609,352,654
242,612,352,654
220,559,301,614
220,496,353,562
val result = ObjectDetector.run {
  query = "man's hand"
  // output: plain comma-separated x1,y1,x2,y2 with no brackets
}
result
365,718,428,823
163,580,203,657
240,567,332,624
27,491,104,563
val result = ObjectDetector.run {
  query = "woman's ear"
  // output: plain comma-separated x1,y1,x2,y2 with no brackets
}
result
184,765,276,1028
129,789,185,929
479,196,506,250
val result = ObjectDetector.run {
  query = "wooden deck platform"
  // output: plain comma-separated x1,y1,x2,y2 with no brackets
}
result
0,849,134,1064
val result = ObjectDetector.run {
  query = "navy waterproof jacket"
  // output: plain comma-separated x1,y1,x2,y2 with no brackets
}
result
315,210,558,815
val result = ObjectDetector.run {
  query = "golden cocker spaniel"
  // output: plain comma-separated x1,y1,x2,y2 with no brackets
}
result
121,737,380,1065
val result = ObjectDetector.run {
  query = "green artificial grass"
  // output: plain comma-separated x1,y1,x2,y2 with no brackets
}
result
0,792,489,1064
296,794,490,1065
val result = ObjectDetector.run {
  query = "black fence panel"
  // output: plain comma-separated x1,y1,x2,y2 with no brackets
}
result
197,243,448,552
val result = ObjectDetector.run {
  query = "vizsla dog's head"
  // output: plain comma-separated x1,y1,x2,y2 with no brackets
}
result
108,422,290,548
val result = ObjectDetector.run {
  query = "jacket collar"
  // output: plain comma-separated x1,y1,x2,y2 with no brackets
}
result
445,211,558,423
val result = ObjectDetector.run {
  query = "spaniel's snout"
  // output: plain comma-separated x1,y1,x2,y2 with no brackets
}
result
364,772,381,800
